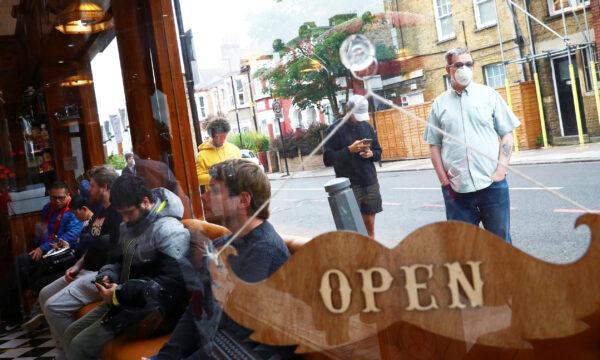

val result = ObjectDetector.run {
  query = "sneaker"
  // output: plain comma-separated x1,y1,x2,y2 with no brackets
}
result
0,321,20,336
21,313,45,333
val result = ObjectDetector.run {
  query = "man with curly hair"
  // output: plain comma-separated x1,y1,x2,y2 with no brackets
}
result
195,115,241,192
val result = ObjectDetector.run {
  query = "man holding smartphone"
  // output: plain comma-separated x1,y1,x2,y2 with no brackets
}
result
324,94,383,239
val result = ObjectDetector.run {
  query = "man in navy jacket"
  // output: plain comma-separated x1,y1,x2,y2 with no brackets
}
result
0,181,83,332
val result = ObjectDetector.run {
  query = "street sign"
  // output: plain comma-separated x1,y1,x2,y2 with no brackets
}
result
273,100,282,117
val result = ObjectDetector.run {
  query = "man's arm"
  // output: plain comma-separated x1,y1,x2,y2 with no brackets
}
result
323,125,364,166
196,153,210,187
492,133,514,181
57,212,84,247
429,145,450,186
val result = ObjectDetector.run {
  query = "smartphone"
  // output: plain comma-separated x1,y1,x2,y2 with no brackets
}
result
362,139,373,146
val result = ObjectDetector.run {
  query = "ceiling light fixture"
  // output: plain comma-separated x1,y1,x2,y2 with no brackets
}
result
54,0,113,35
60,75,94,87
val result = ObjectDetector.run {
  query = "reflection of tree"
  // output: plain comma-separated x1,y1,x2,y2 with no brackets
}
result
257,11,423,118
258,30,349,117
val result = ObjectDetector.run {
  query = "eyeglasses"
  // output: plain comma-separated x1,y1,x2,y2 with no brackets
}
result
50,195,67,201
450,61,475,69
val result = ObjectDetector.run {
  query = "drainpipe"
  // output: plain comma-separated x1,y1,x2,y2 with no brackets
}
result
508,1,528,81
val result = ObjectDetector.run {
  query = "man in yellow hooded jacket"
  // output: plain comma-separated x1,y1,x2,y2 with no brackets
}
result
196,116,241,190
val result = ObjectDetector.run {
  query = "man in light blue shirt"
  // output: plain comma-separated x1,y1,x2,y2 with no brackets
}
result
423,48,520,243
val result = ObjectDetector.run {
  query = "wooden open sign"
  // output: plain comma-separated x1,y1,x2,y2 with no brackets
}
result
209,214,600,358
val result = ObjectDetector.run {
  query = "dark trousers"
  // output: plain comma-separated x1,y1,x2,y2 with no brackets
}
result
441,179,512,244
0,253,63,323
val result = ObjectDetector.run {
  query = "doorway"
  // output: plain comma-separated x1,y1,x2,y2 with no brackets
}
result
552,55,587,136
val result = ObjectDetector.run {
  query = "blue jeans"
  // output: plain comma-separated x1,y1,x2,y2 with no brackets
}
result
441,179,512,243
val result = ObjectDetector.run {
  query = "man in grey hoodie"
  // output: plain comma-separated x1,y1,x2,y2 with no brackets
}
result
62,175,191,360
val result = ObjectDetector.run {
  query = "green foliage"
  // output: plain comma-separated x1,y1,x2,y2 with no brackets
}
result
536,134,544,147
258,30,350,117
376,43,397,61
272,122,329,158
361,11,375,25
329,13,357,27
107,154,125,170
227,132,270,154
272,39,285,53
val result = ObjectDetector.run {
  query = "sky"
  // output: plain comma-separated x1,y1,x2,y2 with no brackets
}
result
179,0,384,70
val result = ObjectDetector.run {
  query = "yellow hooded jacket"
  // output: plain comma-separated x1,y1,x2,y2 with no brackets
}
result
195,140,241,187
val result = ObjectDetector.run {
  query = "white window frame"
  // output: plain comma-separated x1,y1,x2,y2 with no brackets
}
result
547,0,589,16
483,63,507,89
433,0,455,41
473,0,497,29
581,47,596,93
197,96,206,118
235,79,246,105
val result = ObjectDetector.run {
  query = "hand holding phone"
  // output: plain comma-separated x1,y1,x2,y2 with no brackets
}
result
361,138,373,147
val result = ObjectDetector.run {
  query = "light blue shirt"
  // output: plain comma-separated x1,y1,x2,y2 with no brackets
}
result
423,82,521,193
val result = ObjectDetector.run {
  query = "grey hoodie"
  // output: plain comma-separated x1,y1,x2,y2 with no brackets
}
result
98,188,191,332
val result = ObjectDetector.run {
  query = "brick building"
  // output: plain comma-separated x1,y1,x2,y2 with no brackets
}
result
382,0,599,144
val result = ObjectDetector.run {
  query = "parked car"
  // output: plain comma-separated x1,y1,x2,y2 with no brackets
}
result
240,149,260,166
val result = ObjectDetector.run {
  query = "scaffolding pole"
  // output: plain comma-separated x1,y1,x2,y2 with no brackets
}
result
575,0,600,130
560,0,586,146
495,0,519,152
506,0,587,146
517,0,548,148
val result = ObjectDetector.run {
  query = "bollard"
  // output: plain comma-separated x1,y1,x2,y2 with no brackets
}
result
324,178,368,236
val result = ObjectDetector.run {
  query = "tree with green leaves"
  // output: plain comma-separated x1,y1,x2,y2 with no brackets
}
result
258,30,350,118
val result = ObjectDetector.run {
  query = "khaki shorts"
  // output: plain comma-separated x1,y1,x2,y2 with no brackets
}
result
352,183,383,215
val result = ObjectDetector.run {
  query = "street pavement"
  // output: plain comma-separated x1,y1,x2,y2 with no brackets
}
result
269,161,600,264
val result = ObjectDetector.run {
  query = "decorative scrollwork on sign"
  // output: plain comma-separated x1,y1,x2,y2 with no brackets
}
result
209,214,600,355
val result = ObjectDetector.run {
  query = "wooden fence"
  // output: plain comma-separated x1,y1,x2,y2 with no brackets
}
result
373,81,542,161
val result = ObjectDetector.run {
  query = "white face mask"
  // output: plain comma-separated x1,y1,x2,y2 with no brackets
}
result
453,66,473,87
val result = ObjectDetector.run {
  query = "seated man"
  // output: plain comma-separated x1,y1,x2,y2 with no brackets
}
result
153,159,295,359
0,181,83,332
36,165,121,356
62,175,190,360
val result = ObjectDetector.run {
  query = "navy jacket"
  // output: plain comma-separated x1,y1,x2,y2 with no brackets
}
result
323,119,382,187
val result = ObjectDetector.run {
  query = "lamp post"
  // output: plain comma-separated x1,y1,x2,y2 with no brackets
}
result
241,64,259,132
223,58,244,148
229,75,244,148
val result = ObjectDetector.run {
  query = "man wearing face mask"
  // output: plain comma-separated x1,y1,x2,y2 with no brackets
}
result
424,48,521,243
323,94,383,239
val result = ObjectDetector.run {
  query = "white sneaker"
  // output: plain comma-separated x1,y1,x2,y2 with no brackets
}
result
21,313,45,333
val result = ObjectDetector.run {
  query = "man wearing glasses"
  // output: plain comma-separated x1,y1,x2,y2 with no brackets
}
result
0,181,83,333
423,48,520,243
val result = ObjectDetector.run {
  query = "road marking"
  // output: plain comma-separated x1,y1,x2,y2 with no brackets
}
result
422,204,445,208
392,187,563,191
383,202,402,206
554,208,600,214
273,188,322,191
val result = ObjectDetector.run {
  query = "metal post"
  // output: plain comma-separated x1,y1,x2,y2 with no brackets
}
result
173,0,202,146
560,0,586,146
521,0,549,148
242,65,259,132
276,113,290,176
229,75,244,148
495,0,519,152
324,178,368,237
